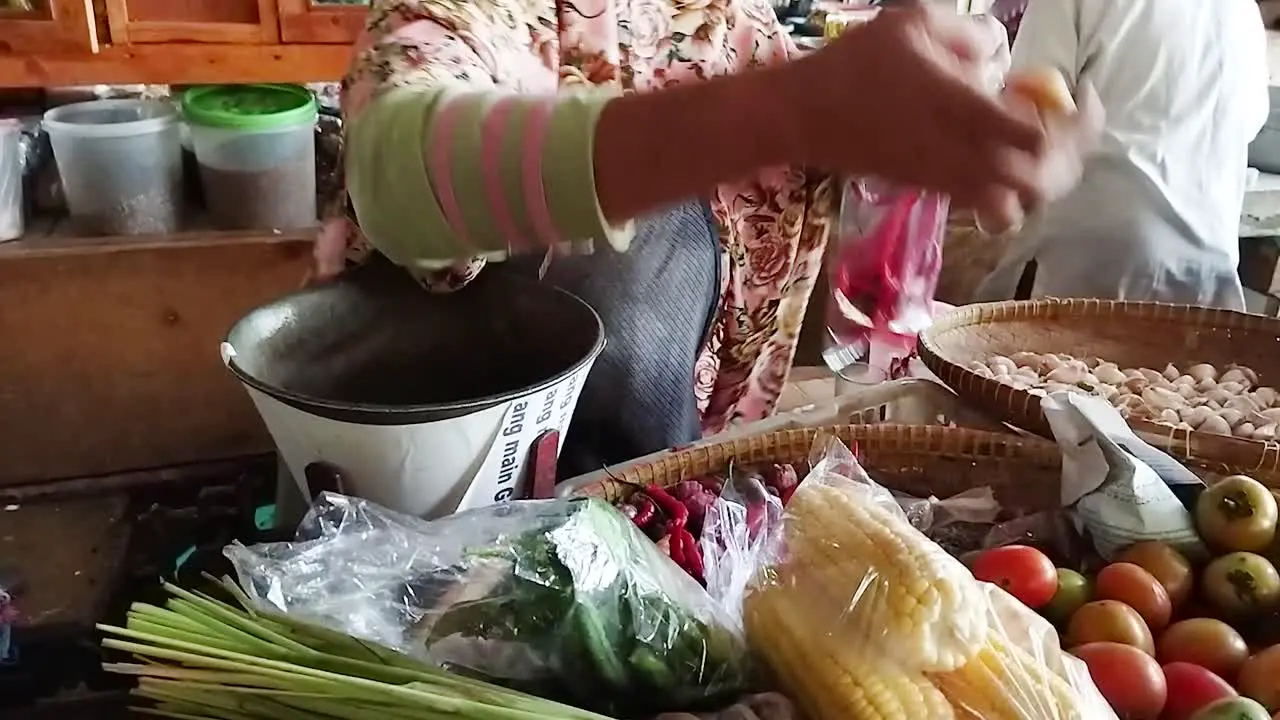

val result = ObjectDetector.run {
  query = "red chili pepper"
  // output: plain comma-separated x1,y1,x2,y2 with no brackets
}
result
673,527,705,585
667,525,686,566
630,495,656,528
645,485,689,530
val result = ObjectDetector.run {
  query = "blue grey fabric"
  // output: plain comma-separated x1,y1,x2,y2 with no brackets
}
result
497,200,721,479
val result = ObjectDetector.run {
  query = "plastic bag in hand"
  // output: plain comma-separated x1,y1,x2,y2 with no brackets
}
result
823,179,947,381
224,493,749,716
742,436,1117,720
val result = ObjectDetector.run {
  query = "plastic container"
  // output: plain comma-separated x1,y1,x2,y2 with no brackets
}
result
43,99,182,236
0,119,21,242
222,258,604,518
183,85,318,231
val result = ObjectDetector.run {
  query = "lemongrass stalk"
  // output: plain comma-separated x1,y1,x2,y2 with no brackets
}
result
124,617,264,657
137,683,273,718
103,637,588,720
129,604,222,636
159,584,313,654
118,606,590,717
106,624,606,720
104,663,300,690
133,706,224,720
162,597,285,654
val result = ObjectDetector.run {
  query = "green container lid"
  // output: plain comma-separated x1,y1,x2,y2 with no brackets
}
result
182,84,318,130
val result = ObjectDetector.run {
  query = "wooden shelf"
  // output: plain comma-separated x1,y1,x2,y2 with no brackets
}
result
0,41,351,87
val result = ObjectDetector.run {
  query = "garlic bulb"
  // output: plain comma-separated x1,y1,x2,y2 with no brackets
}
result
1187,363,1217,382
988,356,1017,375
975,354,1275,438
1094,364,1127,385
1200,414,1232,435
1218,381,1246,396
1218,408,1246,428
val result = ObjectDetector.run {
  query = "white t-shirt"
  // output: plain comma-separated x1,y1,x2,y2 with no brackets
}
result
977,0,1271,309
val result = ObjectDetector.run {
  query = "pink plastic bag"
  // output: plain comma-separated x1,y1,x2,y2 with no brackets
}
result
823,178,948,383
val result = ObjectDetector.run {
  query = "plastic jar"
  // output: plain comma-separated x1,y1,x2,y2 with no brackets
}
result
183,85,318,231
43,99,182,236
0,119,21,242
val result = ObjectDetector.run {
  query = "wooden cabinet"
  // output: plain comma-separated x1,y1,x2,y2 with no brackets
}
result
277,0,365,44
1,0,360,87
0,0,99,53
102,0,279,44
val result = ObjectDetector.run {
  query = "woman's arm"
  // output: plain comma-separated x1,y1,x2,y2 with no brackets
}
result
345,1,1097,268
593,63,804,224
344,0,807,267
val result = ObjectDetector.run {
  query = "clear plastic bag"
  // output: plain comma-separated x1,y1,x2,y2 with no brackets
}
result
823,179,948,383
225,493,750,716
0,584,15,664
699,468,785,629
743,436,1117,720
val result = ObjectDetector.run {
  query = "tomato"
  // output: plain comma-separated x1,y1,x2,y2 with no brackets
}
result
1070,642,1166,719
1197,475,1279,553
1066,600,1156,655
1156,619,1250,679
1160,663,1238,720
1043,568,1092,626
1202,552,1280,617
1096,563,1173,632
1116,541,1195,609
1190,697,1271,720
972,545,1059,609
1238,645,1280,712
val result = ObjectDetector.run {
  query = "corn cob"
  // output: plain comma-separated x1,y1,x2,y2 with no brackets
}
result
778,481,989,672
929,630,1086,720
745,584,956,720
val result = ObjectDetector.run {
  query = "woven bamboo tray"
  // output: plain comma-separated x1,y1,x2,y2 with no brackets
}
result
917,298,1280,482
577,424,1064,515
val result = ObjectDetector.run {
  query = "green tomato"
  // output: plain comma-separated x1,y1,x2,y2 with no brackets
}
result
1042,568,1092,626
1190,697,1271,720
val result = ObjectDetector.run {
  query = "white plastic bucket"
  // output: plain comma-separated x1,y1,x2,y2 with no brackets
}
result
43,99,182,236
222,261,604,518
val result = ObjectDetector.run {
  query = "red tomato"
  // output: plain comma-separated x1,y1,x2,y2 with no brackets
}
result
1071,642,1167,719
1096,563,1173,632
972,545,1058,609
1160,663,1238,720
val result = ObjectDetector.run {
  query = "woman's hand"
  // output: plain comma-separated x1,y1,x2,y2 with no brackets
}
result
785,4,1102,224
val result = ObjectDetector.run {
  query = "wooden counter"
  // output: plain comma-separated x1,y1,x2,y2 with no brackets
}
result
0,228,312,486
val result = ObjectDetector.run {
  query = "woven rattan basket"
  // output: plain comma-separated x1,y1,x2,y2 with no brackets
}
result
918,298,1280,482
577,424,1064,515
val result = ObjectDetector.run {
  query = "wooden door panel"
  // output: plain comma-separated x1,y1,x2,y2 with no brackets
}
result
277,0,365,44
0,0,97,53
102,0,278,44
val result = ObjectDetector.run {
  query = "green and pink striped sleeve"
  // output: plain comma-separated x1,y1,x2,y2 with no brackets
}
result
345,85,635,270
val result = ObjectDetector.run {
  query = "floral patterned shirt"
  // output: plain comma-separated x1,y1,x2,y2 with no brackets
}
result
332,0,836,434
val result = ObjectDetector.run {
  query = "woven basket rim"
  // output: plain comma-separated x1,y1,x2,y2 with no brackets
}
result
578,423,1063,502
917,299,1280,481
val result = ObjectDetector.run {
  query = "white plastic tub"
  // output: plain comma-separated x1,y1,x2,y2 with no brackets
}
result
43,99,182,236
183,85,317,230
0,119,21,242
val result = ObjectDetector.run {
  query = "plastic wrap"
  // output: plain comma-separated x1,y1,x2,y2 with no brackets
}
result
743,436,1117,720
0,120,21,241
700,469,785,628
0,583,15,664
895,486,1003,558
224,492,749,716
823,178,948,383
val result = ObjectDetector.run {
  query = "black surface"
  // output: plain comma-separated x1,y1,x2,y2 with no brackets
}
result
225,254,604,425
